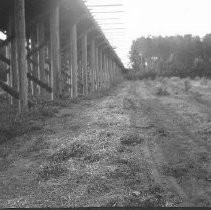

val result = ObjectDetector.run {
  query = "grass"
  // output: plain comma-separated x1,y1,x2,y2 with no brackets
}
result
200,77,208,86
123,97,137,110
120,133,145,146
161,160,208,180
184,79,192,92
49,142,91,163
37,162,68,181
84,153,103,163
154,85,170,96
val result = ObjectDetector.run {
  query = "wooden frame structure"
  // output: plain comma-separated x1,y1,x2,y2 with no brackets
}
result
0,0,124,112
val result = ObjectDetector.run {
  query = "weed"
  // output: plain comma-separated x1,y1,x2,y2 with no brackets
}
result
154,85,170,96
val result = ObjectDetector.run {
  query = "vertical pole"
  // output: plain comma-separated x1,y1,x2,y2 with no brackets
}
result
107,56,111,88
90,39,95,92
95,46,99,91
70,24,78,98
5,44,11,100
112,60,115,84
110,58,113,85
38,22,45,98
103,53,107,89
82,33,88,95
104,54,108,89
15,0,28,112
98,48,102,90
9,10,19,106
50,4,60,100
31,27,38,97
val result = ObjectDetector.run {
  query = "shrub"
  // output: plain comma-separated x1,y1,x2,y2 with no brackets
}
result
154,85,170,96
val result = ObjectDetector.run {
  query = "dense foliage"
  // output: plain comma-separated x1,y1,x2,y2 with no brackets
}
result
129,34,211,78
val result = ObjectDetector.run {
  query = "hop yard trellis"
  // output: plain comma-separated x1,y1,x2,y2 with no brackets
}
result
0,0,124,112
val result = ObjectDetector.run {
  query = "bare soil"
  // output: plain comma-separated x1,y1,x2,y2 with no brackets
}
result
0,79,210,207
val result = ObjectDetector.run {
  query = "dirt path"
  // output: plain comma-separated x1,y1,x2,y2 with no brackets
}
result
0,80,210,207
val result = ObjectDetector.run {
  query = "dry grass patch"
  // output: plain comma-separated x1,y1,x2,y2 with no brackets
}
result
84,153,103,163
123,97,137,110
37,162,68,181
49,142,91,162
184,79,192,92
161,161,208,180
200,77,208,86
120,133,145,146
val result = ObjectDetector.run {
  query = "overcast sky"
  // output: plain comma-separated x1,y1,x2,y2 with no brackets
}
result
1,0,211,67
87,0,211,67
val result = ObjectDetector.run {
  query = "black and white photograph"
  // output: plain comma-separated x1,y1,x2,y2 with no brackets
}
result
0,0,210,208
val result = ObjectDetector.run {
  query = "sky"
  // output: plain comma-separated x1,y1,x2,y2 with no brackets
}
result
1,0,211,67
86,0,211,67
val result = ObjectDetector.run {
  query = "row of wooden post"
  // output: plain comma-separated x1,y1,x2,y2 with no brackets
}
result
5,0,123,113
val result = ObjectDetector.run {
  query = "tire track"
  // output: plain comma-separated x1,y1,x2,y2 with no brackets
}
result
128,81,210,206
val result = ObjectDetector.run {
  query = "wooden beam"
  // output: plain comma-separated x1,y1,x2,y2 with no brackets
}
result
70,24,78,98
27,73,52,93
82,33,88,95
0,80,33,108
31,26,39,97
9,9,19,106
37,22,46,97
15,0,28,112
0,80,19,99
0,54,10,65
50,4,61,99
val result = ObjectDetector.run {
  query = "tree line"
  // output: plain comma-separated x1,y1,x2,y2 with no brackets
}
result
129,34,211,78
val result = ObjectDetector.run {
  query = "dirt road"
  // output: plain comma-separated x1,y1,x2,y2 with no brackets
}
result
0,79,210,207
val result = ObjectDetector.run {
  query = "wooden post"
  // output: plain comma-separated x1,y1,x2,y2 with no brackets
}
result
95,46,99,91
9,10,19,106
105,54,109,89
50,4,60,100
37,22,45,98
107,56,111,88
70,24,78,98
82,33,88,95
15,0,28,112
98,48,102,90
103,53,107,89
31,27,39,97
90,39,95,92
112,60,115,84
